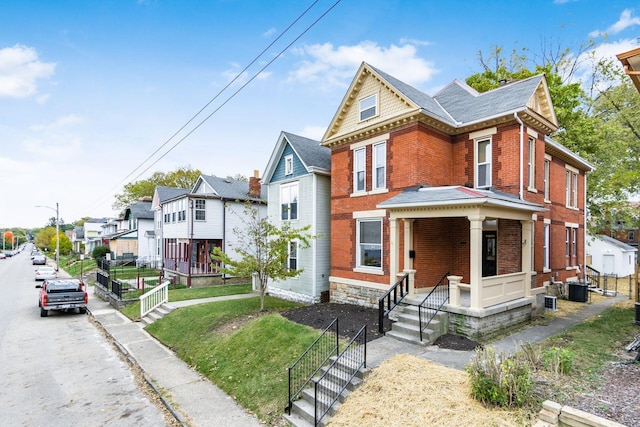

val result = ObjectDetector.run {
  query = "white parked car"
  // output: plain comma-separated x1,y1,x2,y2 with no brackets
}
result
34,266,58,281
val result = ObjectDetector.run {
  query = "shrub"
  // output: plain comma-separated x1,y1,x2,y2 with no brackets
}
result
542,347,575,375
466,346,532,407
92,245,111,260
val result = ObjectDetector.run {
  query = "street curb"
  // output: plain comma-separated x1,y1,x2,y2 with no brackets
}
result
88,308,187,426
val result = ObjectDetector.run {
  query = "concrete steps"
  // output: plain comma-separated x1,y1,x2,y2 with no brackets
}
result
284,355,368,427
385,298,448,346
140,303,175,326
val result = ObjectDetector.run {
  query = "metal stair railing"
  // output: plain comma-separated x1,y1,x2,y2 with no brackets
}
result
314,325,367,426
418,272,450,342
585,265,600,289
378,273,409,333
286,318,339,415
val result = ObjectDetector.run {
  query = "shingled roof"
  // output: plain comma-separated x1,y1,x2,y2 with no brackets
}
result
199,175,266,201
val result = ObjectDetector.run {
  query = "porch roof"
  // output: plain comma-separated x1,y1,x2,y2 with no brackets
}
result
377,186,546,213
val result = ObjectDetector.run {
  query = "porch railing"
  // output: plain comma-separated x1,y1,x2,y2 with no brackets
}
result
378,273,410,333
314,325,367,426
140,280,170,318
418,272,450,341
286,318,339,415
164,259,219,275
585,265,600,289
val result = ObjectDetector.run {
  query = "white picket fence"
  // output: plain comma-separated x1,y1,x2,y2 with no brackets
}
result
140,280,170,318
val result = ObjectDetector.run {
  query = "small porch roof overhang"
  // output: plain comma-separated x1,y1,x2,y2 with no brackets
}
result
377,186,546,218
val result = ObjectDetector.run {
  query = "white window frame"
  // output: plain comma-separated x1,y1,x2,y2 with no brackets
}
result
543,222,550,272
280,182,299,221
354,147,366,193
565,166,579,208
356,218,382,270
528,137,536,190
372,141,386,190
194,199,206,221
543,157,550,202
475,137,492,189
359,94,377,121
284,154,293,176
287,240,298,272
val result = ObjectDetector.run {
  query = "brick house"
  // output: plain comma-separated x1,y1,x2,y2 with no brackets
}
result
321,63,592,339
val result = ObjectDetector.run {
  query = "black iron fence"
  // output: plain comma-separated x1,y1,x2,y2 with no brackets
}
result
286,318,339,415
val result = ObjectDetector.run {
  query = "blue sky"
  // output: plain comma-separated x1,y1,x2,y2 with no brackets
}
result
1,0,639,229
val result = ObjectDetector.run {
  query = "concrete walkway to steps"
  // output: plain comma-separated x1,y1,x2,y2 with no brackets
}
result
88,292,261,427
366,293,631,371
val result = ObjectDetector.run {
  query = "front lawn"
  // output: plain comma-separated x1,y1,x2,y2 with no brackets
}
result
146,296,313,425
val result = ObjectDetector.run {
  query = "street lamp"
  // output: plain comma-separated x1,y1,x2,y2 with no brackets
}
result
35,202,59,272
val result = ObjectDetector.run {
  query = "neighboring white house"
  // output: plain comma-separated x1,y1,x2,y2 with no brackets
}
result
587,234,638,277
160,173,266,287
83,217,110,255
151,186,190,269
262,131,331,303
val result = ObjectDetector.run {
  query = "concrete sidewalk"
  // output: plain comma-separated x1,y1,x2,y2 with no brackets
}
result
88,293,261,427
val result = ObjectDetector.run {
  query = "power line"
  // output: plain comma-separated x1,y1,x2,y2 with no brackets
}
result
87,0,340,214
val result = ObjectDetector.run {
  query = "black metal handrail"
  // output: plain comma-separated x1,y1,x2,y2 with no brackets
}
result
378,273,410,333
585,265,600,289
418,272,450,341
286,318,339,415
96,270,109,287
111,279,124,299
314,325,367,426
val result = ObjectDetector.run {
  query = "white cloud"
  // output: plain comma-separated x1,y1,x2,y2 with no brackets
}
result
30,114,83,132
399,37,433,47
589,9,640,37
0,44,56,98
299,125,326,141
263,28,277,38
289,41,438,91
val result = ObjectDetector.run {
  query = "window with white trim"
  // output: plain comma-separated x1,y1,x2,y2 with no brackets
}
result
372,141,386,190
357,218,382,269
286,240,298,271
359,94,377,121
280,182,298,221
566,169,578,208
178,199,186,222
194,199,206,221
284,155,293,175
528,137,535,189
572,227,577,266
543,223,550,270
476,137,492,188
543,158,550,201
354,148,366,192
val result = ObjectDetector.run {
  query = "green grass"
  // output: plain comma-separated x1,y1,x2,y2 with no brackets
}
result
119,283,253,320
146,296,311,424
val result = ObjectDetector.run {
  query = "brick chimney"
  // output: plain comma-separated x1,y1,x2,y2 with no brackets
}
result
249,169,261,197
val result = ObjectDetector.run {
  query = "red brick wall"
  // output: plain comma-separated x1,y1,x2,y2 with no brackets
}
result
498,219,522,274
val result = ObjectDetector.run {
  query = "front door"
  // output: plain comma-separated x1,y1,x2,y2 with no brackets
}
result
482,231,497,277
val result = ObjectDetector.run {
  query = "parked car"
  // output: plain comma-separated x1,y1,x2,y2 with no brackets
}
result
32,255,47,265
0,253,6,260
35,278,88,317
34,266,57,281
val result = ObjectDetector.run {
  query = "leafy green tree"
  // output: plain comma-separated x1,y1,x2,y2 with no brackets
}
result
211,204,312,311
92,245,111,260
35,227,56,252
113,166,201,211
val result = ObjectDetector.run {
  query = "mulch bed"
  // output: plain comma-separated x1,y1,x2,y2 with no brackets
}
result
281,302,482,350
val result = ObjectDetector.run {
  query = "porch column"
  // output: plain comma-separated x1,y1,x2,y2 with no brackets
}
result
389,218,399,285
468,215,485,309
521,219,532,297
403,219,414,271
403,269,417,296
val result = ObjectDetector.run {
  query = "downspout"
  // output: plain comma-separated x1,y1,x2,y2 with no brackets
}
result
514,112,524,200
583,173,588,279
222,199,226,283
312,173,317,299
188,197,193,288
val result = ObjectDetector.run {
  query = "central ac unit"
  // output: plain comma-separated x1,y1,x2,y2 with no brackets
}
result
544,296,558,311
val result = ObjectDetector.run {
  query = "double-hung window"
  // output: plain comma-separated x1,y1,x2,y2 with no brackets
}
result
476,137,492,188
354,148,366,192
194,199,206,221
359,94,377,121
280,182,298,221
287,241,298,271
543,158,550,201
565,167,578,208
373,142,386,190
543,223,550,271
528,137,535,189
357,219,382,269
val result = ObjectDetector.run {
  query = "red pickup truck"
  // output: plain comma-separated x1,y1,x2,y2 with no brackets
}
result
36,279,88,317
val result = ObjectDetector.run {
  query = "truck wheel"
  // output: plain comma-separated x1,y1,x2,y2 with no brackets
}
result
79,307,87,314
40,307,48,317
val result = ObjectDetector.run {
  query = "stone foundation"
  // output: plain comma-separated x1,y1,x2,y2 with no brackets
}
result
446,298,533,341
329,280,386,308
268,287,321,304
93,283,138,310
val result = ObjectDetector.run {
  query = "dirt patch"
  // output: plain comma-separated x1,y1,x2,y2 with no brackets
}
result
434,333,483,351
281,302,390,342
